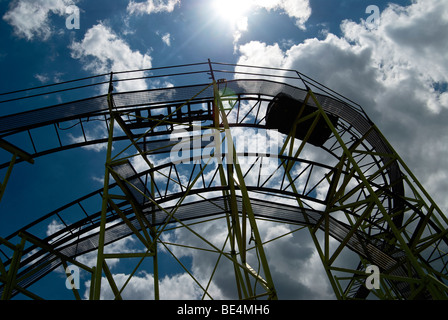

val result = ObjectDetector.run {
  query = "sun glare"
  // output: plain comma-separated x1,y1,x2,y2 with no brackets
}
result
212,0,253,26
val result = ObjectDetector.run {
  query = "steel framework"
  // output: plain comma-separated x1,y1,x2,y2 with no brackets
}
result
0,61,447,300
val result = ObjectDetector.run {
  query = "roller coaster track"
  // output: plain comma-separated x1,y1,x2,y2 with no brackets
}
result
1,61,447,300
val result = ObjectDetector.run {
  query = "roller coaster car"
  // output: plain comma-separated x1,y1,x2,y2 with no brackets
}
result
265,93,338,147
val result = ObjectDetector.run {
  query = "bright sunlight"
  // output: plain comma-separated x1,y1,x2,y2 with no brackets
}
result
212,0,253,26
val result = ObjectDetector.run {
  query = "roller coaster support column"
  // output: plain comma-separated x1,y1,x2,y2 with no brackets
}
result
92,72,119,300
209,60,278,299
0,139,34,204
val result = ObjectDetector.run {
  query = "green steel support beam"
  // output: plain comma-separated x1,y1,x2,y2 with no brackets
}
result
0,154,16,204
102,260,122,300
151,229,160,300
274,90,345,299
305,88,443,298
0,138,34,164
0,138,34,204
62,260,82,300
1,238,25,300
93,72,116,300
211,76,278,300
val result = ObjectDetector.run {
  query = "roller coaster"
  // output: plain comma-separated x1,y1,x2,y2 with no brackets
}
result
1,61,447,300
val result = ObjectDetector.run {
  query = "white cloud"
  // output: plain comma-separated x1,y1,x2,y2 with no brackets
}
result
226,0,311,30
214,0,311,49
3,0,78,40
161,32,171,46
34,73,50,83
34,72,65,84
237,41,286,71
159,217,335,299
127,0,180,15
69,23,152,92
84,271,204,300
77,236,139,270
66,116,110,152
261,0,311,30
259,222,335,299
341,2,448,113
68,135,108,152
46,219,65,236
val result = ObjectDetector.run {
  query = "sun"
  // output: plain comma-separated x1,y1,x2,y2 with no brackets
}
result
212,0,253,26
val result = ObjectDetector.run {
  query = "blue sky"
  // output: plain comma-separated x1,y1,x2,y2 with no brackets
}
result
0,0,409,91
1,0,448,300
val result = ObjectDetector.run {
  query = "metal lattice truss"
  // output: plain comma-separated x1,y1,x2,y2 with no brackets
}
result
1,61,447,300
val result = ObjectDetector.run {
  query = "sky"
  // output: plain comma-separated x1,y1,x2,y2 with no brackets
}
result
1,0,448,300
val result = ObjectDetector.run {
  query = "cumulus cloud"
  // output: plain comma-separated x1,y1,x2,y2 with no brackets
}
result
127,0,180,15
215,0,311,49
46,219,65,236
237,41,286,71
83,271,205,300
3,0,78,40
69,23,152,92
160,32,171,46
342,3,448,113
34,72,65,84
257,0,311,30
67,122,109,152
156,208,336,299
